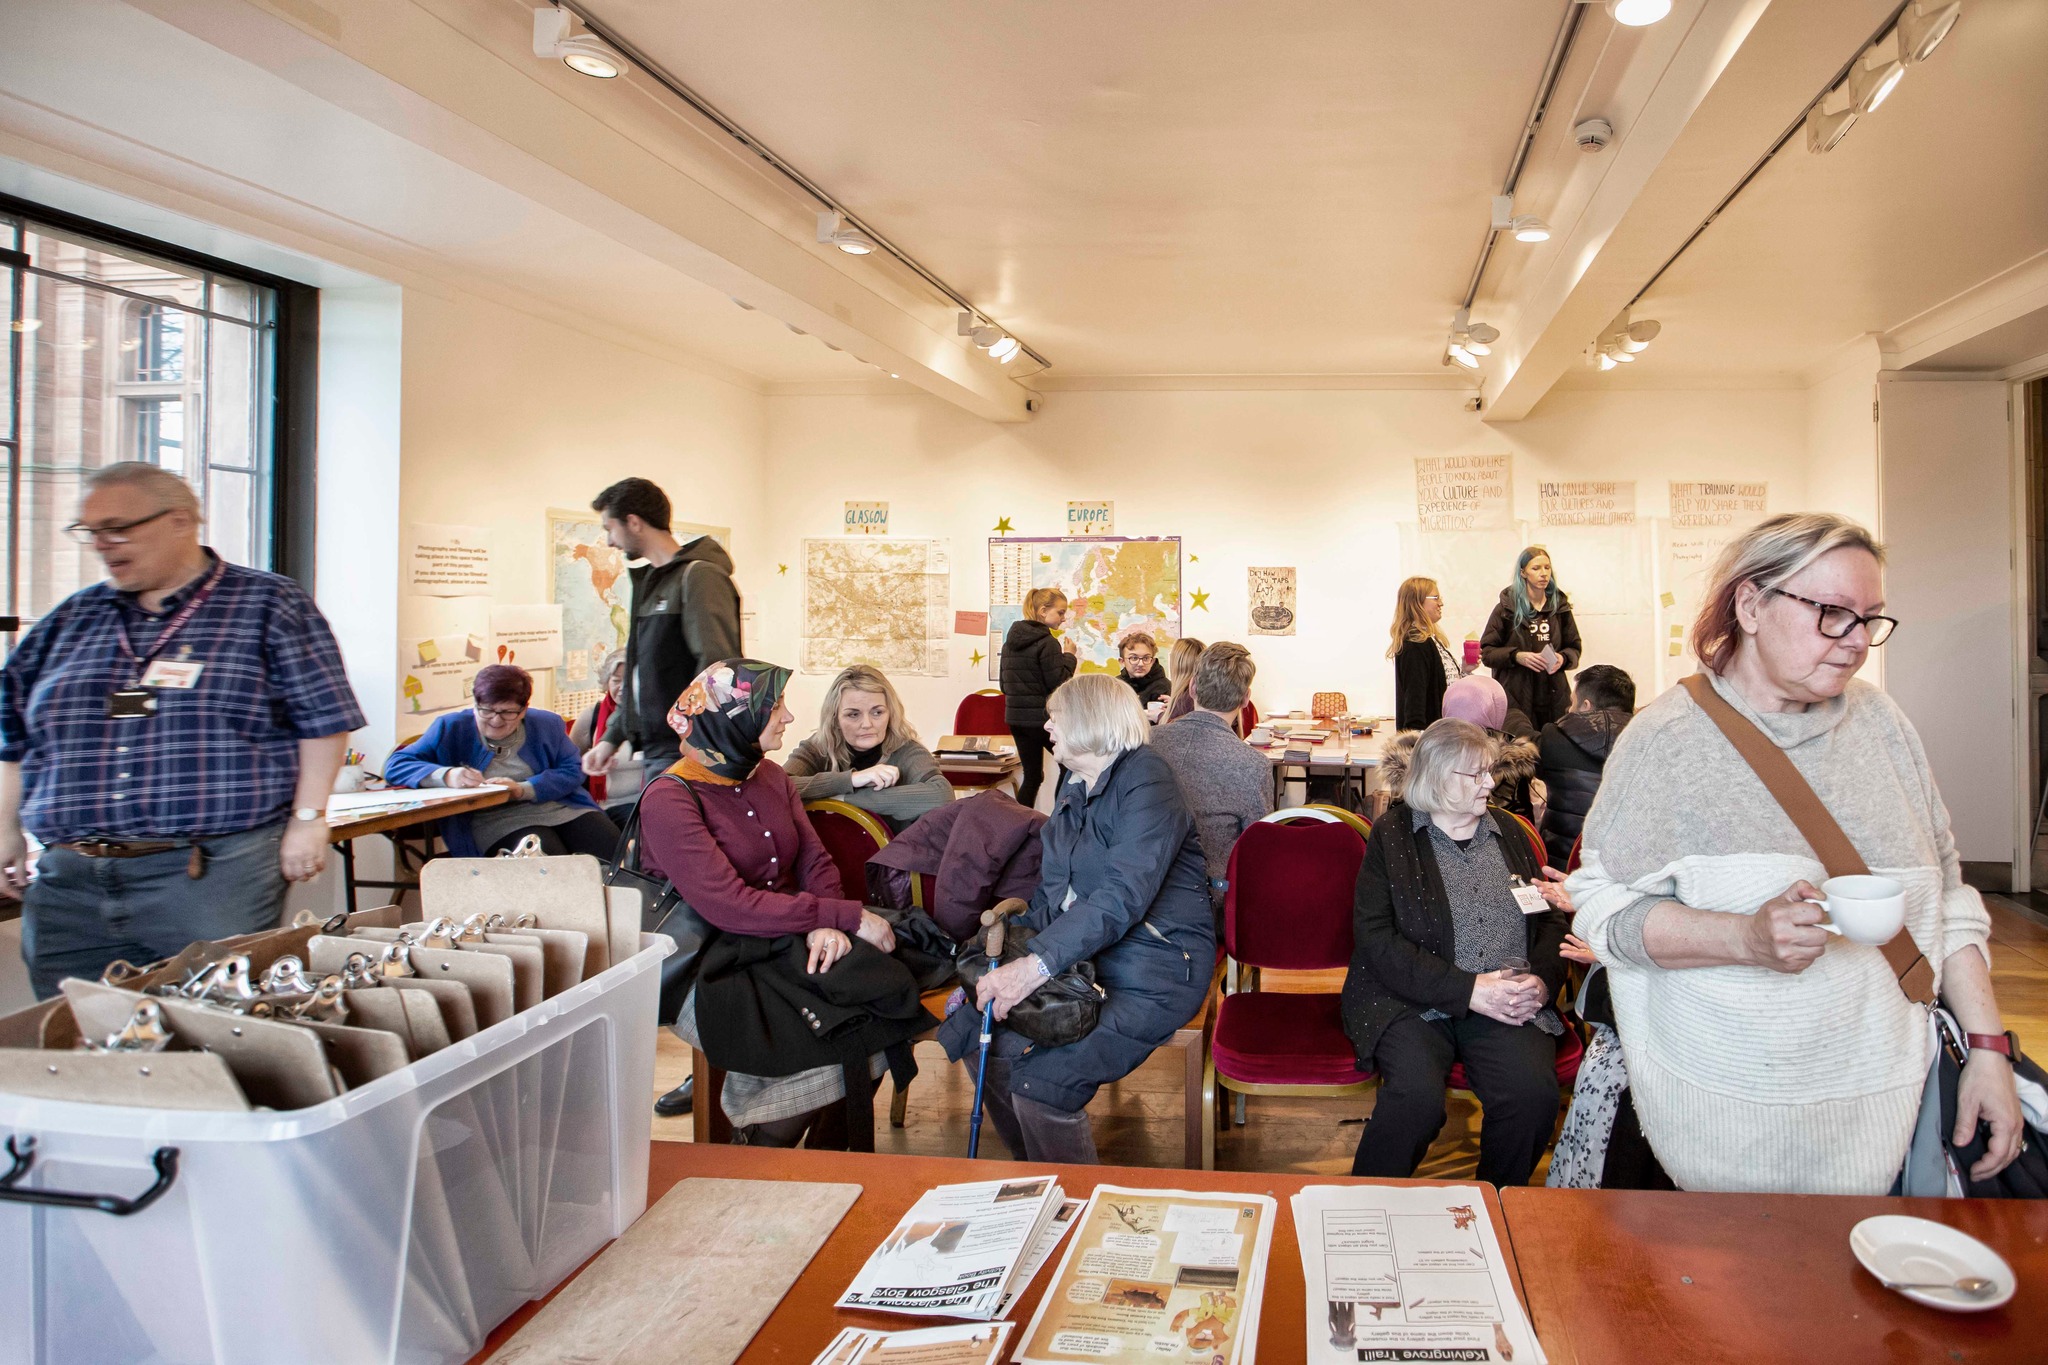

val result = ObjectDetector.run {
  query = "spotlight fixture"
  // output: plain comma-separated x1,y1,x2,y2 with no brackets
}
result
815,211,876,256
1898,1,1961,63
958,310,1021,362
988,335,1022,363
1445,345,1480,370
1447,308,1500,363
1490,195,1550,243
1848,36,1906,113
1623,318,1661,351
1804,86,1859,154
1609,0,1671,25
1587,310,1660,370
533,7,622,78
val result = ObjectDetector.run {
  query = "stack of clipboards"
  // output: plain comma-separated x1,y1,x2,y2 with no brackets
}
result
0,853,641,1113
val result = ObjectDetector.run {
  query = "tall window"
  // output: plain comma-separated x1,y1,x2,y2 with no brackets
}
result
1,207,280,634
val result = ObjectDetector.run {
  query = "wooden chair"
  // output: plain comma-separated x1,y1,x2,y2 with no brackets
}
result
802,799,892,902
946,690,1012,790
1206,811,1374,1161
1311,692,1348,720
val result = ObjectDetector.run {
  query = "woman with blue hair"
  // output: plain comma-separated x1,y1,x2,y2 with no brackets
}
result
1479,546,1581,731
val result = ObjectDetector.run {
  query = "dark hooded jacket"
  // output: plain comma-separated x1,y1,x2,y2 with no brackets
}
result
1536,707,1631,866
1119,665,1171,708
1479,587,1581,731
1000,618,1077,727
603,536,742,750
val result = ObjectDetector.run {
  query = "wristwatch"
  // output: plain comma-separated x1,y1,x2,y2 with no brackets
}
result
1030,954,1052,980
292,807,328,823
1966,1031,2020,1061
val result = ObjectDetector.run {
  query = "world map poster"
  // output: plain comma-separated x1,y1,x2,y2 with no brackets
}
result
547,510,731,717
987,537,1182,681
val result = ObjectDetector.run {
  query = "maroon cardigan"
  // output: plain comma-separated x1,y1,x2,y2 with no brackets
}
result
639,760,862,936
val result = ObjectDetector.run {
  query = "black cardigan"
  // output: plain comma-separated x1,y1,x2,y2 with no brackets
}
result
1120,666,1171,707
1000,619,1077,727
1340,803,1570,1066
1478,588,1582,731
1392,637,1449,733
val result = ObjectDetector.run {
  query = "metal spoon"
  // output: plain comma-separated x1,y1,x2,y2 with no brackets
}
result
1881,1276,1998,1297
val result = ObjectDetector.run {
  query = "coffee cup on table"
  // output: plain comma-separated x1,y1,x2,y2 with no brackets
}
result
1806,875,1907,946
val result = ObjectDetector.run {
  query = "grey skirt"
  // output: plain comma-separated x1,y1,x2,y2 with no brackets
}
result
673,986,888,1128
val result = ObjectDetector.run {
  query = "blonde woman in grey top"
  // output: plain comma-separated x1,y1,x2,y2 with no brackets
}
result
1570,513,2021,1194
783,664,952,830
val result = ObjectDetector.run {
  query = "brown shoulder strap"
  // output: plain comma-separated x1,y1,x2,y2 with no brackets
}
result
1679,674,1933,1006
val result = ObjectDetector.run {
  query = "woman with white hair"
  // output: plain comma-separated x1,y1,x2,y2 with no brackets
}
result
783,664,951,829
1342,718,1573,1186
1571,512,2022,1193
937,674,1214,1162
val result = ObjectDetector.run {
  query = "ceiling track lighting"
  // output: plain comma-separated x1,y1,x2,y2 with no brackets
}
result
815,211,877,256
1848,33,1906,113
1898,1,1961,63
532,7,622,78
1491,195,1551,244
1805,1,1963,153
959,311,1023,364
1582,0,1673,25
1585,310,1660,371
1444,307,1500,370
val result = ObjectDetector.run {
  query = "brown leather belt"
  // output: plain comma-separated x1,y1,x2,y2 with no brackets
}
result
56,840,183,859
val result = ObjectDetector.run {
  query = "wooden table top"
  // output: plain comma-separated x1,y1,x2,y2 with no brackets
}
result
324,787,509,841
471,1142,1525,1363
1502,1185,2048,1364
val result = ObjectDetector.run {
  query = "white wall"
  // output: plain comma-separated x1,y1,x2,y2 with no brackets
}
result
1806,340,1883,532
757,384,1814,744
392,288,770,744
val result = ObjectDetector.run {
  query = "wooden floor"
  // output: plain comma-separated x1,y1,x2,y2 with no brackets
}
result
650,897,2048,1177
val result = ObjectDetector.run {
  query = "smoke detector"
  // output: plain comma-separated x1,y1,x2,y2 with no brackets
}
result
1574,118,1615,152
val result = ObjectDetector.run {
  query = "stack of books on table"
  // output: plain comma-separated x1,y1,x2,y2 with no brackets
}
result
936,735,1018,761
837,1176,1078,1322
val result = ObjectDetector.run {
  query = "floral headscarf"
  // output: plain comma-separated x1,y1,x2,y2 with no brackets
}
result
666,659,793,784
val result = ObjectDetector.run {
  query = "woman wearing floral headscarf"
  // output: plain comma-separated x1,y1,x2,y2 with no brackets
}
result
638,659,911,1143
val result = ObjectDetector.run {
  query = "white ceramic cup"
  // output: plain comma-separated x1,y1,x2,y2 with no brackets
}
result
1809,874,1906,946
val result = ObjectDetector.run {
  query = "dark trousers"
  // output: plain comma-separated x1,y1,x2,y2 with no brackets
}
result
21,823,288,999
971,1055,1100,1164
1351,1011,1560,1188
1009,724,1064,809
484,809,622,859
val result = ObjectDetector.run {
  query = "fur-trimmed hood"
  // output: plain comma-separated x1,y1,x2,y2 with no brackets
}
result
1378,728,1536,802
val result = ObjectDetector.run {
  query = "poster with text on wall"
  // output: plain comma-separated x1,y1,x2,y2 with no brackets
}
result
403,634,481,716
1066,501,1114,536
1539,481,1637,528
407,524,493,596
1668,481,1767,527
987,537,1181,681
844,501,889,536
1247,566,1297,636
489,603,564,670
1415,454,1512,532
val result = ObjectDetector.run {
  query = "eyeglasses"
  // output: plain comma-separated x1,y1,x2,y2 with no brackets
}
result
64,508,175,545
1767,589,1898,646
1451,767,1496,785
474,705,525,722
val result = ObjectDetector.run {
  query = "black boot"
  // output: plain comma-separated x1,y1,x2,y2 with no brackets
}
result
654,1076,694,1117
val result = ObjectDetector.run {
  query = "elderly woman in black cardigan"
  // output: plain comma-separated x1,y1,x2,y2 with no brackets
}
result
1341,718,1572,1187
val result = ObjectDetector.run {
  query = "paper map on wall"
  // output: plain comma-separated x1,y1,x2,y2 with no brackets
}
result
987,537,1181,680
801,537,952,676
548,511,732,715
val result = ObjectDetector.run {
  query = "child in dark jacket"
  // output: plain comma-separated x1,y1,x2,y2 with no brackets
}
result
1115,630,1171,714
1000,588,1078,808
1536,664,1636,867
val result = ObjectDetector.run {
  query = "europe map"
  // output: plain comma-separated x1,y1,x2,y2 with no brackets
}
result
987,537,1182,680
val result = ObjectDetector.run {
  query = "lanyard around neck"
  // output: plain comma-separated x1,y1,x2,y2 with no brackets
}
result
115,557,226,680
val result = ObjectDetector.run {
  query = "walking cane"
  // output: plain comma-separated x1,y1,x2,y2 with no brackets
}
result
967,900,1027,1159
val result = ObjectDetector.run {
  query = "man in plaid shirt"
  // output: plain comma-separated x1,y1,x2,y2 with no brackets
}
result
0,463,365,998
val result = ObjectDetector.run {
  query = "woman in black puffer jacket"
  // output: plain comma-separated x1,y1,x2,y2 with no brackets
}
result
1534,664,1636,866
1001,587,1078,807
1479,546,1581,732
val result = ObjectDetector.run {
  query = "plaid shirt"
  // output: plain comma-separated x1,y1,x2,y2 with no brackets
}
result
0,552,366,842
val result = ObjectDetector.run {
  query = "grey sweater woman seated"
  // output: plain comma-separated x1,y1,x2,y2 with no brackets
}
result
781,664,952,830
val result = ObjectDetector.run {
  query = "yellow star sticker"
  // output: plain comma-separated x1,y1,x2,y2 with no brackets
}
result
993,516,1014,535
970,649,985,666
777,563,788,575
1189,554,1199,563
1190,588,1210,611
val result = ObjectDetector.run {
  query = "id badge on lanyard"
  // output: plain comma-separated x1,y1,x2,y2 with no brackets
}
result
109,559,225,719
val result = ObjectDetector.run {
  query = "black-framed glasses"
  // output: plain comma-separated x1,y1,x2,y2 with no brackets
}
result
473,704,525,722
63,508,175,545
1767,589,1898,646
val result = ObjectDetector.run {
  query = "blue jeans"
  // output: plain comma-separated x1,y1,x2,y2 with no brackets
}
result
21,823,289,999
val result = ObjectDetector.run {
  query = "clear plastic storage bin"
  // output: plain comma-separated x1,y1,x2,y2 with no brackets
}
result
0,934,671,1365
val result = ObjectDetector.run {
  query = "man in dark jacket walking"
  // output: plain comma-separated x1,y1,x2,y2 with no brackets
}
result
582,477,742,781
1535,664,1634,867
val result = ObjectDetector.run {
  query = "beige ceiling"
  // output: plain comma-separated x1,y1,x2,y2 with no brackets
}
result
582,0,1572,378
1605,0,2048,380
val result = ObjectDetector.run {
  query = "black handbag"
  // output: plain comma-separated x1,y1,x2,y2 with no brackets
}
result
1933,1009,2048,1199
606,773,715,1027
955,919,1102,1049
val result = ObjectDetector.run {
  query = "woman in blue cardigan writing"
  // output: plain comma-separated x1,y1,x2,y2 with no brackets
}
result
386,665,620,858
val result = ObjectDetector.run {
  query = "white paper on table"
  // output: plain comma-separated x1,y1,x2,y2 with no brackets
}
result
1289,1184,1544,1364
994,1199,1081,1319
838,1177,1066,1320
489,603,565,670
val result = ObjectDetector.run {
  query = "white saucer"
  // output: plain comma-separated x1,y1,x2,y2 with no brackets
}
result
1849,1215,2015,1312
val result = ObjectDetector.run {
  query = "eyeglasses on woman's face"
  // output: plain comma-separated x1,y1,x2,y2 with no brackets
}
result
1451,766,1497,787
474,704,524,723
1766,588,1897,647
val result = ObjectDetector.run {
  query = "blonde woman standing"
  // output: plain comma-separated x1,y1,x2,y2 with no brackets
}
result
783,665,953,830
1390,576,1464,732
1001,588,1079,807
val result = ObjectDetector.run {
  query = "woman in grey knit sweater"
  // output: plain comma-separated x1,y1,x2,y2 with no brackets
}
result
1570,513,2022,1194
782,665,952,830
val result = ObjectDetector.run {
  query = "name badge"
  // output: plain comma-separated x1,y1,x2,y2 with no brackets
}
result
107,688,158,719
1511,882,1550,915
139,659,205,689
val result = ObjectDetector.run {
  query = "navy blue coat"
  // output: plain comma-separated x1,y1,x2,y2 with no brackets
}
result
384,708,597,857
941,743,1215,1112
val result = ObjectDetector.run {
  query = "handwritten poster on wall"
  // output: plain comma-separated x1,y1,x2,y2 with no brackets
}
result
843,501,889,536
407,524,493,596
1669,481,1767,527
1540,481,1637,527
1415,455,1512,531
1066,501,1115,535
489,603,564,670
1247,566,1297,636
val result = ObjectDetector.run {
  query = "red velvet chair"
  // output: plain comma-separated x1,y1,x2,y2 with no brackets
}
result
802,799,891,902
1240,700,1259,733
1565,833,1584,874
947,689,1012,790
1206,812,1374,1150
1494,805,1547,869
